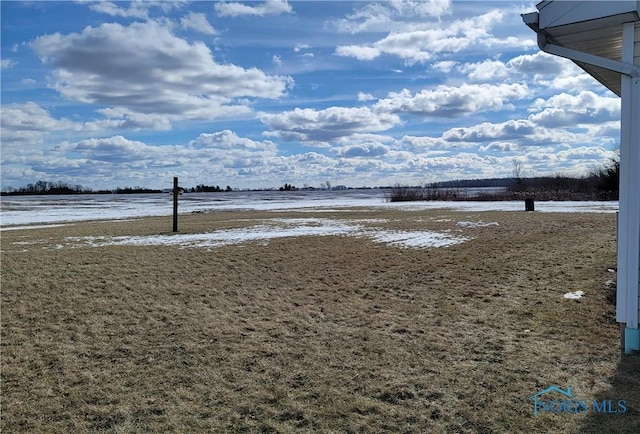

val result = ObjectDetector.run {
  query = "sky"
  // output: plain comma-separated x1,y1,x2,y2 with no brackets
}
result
0,0,622,191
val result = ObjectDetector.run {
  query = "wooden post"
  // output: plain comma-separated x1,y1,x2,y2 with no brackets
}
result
173,177,178,232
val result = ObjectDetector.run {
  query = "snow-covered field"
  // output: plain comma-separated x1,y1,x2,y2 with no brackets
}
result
0,190,619,227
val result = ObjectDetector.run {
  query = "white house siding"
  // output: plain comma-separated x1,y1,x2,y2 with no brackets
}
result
636,22,640,331
635,23,640,67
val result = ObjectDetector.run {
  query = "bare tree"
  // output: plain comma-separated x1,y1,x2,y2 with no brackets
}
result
512,159,524,180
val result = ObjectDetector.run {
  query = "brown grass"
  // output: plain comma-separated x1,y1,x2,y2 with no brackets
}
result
1,209,638,433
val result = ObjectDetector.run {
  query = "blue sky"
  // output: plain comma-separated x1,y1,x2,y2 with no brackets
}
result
1,0,621,190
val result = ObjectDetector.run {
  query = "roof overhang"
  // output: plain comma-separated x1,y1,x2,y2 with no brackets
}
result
523,1,640,96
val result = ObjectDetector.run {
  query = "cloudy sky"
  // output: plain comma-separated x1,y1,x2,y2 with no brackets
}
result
1,0,621,190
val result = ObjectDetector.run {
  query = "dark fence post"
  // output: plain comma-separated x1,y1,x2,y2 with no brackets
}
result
525,198,535,212
173,177,178,232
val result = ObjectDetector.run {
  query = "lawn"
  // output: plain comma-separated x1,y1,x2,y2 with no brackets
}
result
1,209,638,433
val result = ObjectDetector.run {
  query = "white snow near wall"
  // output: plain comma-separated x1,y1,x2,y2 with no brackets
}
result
563,290,585,299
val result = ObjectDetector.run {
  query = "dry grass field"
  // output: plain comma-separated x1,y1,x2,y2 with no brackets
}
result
2,208,639,433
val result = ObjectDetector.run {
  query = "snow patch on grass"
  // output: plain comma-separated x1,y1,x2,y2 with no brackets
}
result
59,218,467,250
364,229,468,248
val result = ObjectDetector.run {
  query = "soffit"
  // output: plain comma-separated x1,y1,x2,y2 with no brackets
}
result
528,1,640,97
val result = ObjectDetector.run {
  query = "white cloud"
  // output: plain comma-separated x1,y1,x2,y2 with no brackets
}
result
478,142,518,153
330,0,451,34
94,108,173,131
189,130,277,156
64,136,159,163
88,1,148,18
334,45,381,61
431,61,457,73
522,145,617,177
335,9,507,64
459,59,509,82
508,52,566,76
388,0,451,18
508,51,599,91
528,91,620,128
87,0,184,19
330,2,395,34
180,12,217,35
374,83,529,117
382,152,507,180
400,135,449,151
38,131,281,187
442,120,536,142
543,73,606,93
358,92,376,102
0,102,82,148
260,106,402,145
334,134,394,158
30,21,292,126
1,59,16,69
215,0,292,17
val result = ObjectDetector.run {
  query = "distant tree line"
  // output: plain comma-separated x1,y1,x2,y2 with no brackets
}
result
192,184,233,193
0,181,163,196
389,156,620,202
1,180,100,195
279,183,297,191
112,187,163,194
504,157,619,200
0,181,169,195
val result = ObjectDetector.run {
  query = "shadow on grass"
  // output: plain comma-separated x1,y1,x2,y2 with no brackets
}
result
579,353,640,434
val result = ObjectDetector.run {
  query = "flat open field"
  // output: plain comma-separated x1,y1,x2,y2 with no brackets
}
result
1,208,639,433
